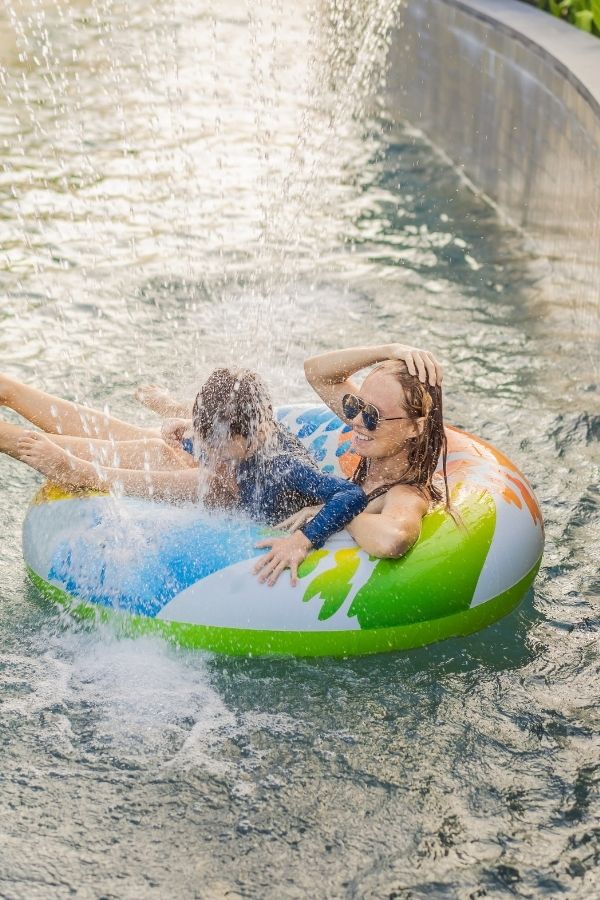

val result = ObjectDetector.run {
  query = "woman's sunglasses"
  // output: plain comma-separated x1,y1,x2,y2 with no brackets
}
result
342,393,414,432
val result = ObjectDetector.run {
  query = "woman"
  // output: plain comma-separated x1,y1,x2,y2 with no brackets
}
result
0,368,367,586
288,342,446,558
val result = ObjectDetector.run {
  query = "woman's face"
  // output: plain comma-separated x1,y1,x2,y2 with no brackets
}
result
349,370,420,459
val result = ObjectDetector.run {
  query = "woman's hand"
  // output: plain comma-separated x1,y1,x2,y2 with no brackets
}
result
304,344,443,420
275,504,324,534
161,417,192,448
387,344,443,386
254,531,313,587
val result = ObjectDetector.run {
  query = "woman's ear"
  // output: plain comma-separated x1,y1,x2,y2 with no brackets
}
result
414,388,433,437
413,416,426,437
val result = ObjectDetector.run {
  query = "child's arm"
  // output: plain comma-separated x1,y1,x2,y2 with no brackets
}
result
283,462,367,549
161,418,194,449
254,460,367,586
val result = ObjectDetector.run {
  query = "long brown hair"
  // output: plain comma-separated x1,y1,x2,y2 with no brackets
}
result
351,360,450,506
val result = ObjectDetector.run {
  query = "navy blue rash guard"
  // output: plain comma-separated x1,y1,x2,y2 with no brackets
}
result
237,452,367,549
183,426,367,549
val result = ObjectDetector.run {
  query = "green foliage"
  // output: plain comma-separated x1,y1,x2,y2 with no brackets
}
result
575,9,594,30
536,0,600,35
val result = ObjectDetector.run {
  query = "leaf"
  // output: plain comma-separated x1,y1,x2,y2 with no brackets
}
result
347,492,497,629
575,8,594,28
549,0,575,18
302,548,361,621
298,549,327,579
592,0,600,29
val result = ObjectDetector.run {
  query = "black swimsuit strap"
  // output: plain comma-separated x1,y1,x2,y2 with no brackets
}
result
366,484,394,502
354,459,429,504
366,481,430,503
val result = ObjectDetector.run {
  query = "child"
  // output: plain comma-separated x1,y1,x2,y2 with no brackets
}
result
7,368,367,586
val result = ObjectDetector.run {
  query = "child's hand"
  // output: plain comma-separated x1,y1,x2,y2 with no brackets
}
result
275,504,323,533
161,418,191,448
254,531,313,587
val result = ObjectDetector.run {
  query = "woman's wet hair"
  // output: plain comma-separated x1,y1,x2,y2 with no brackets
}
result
192,367,275,450
352,360,450,507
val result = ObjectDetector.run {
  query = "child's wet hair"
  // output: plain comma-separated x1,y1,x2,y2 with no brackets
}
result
192,367,274,449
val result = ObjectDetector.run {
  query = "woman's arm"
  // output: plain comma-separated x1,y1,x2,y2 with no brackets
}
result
18,431,200,503
346,485,428,558
304,344,442,419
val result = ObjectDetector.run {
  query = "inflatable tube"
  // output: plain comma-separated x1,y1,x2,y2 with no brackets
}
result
22,404,544,657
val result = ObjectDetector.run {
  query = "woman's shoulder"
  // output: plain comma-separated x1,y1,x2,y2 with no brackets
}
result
377,482,431,514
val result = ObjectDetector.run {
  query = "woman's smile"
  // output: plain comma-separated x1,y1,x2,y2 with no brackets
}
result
352,429,375,446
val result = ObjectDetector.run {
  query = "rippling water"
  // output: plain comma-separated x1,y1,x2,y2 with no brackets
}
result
1,1,599,897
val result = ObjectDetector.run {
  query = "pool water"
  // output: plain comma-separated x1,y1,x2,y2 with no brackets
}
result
0,1,598,896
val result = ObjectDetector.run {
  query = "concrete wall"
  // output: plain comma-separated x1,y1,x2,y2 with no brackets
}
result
386,0,600,306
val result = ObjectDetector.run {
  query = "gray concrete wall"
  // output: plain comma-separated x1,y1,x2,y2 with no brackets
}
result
385,0,600,306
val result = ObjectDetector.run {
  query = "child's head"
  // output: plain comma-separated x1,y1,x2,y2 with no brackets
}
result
192,367,275,461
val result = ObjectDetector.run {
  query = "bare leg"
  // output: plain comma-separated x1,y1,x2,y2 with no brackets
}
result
0,373,152,441
16,429,85,485
18,431,203,503
0,416,195,475
46,434,196,470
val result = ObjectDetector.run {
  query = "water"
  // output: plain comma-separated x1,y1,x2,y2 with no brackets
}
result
1,1,599,897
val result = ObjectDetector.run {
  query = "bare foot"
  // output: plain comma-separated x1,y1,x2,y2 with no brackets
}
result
133,385,177,417
18,431,75,483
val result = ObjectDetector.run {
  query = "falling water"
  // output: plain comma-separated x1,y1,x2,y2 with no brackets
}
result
0,0,598,896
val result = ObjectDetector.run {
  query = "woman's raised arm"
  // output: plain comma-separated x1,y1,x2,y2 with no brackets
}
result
304,344,442,418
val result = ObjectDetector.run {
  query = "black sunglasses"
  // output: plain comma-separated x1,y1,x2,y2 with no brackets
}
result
342,393,415,432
